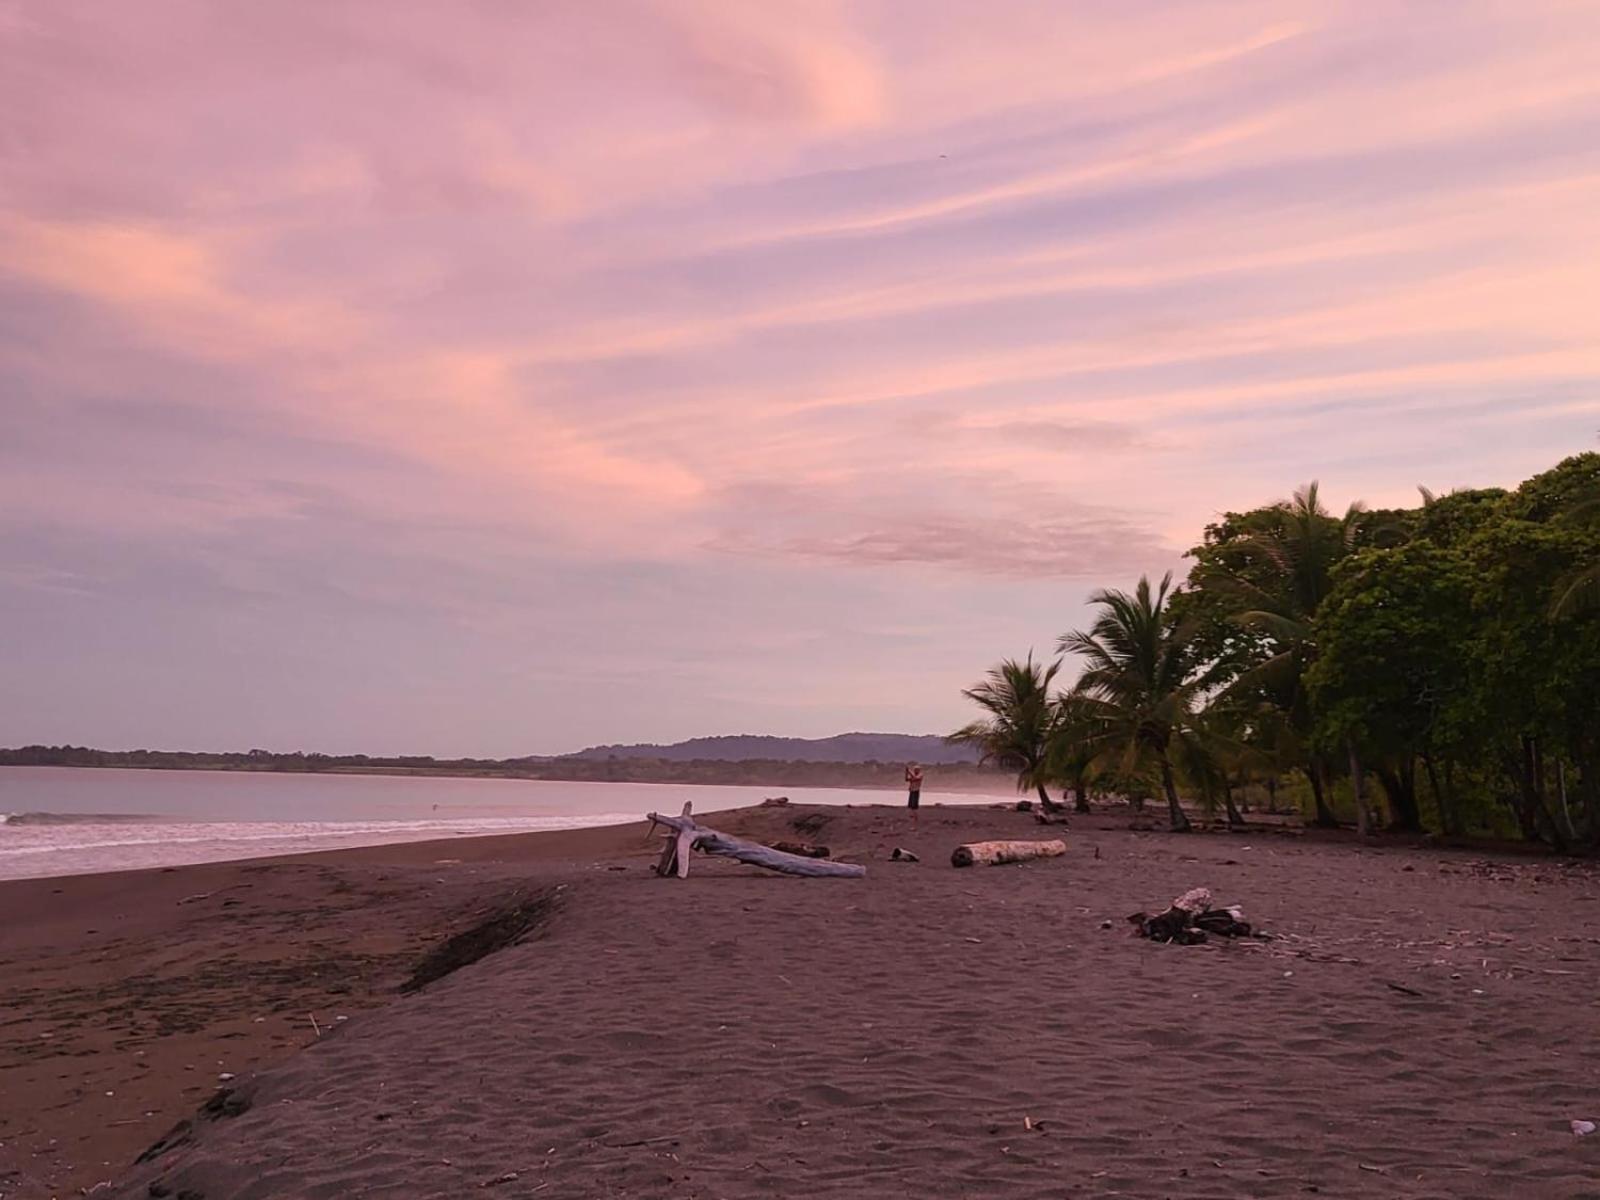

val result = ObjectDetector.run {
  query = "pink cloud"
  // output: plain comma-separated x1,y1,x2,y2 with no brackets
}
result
2,0,1599,751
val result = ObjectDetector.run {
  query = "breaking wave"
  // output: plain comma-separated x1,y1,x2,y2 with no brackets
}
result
1,811,171,826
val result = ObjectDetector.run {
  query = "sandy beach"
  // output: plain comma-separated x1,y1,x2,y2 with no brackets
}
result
4,804,1599,1199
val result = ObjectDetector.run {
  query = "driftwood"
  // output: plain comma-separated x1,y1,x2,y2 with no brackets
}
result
768,841,830,858
950,839,1066,868
1034,812,1070,826
1130,886,1254,944
647,804,865,879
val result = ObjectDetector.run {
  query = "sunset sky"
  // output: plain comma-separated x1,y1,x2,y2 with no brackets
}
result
4,1,1599,756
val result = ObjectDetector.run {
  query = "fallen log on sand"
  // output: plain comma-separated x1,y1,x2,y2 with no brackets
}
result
648,804,866,879
950,839,1066,868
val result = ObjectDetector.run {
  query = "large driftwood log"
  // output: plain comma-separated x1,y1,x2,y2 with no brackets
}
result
950,839,1066,868
647,804,866,879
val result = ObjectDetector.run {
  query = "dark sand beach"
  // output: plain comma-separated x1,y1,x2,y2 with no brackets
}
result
4,804,1599,1199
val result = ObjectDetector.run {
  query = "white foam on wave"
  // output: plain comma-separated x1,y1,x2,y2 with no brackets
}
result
2,810,171,826
0,812,641,881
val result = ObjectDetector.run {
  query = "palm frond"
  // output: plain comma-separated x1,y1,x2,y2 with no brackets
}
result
1236,608,1312,648
1550,563,1600,620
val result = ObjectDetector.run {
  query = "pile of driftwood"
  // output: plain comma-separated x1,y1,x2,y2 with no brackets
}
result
1011,797,1070,826
1129,887,1254,945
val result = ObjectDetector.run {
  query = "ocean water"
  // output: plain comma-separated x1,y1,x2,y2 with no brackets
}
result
0,767,908,881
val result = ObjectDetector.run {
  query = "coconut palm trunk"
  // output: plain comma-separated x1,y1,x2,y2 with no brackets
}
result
1158,756,1191,832
1305,760,1338,827
1221,781,1246,829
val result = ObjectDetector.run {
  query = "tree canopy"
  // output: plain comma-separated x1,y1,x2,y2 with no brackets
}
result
953,451,1600,848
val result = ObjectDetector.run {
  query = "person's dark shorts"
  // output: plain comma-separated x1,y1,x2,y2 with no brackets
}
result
907,789,920,809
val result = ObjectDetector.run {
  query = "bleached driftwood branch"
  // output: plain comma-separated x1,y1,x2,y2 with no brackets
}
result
950,839,1066,868
647,804,866,879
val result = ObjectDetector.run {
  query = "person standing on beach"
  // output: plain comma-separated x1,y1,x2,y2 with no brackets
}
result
905,762,924,826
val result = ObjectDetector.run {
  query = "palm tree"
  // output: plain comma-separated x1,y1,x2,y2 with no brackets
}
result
1044,692,1105,813
1226,702,1301,815
1201,482,1366,828
1058,572,1203,832
1180,704,1259,830
1552,566,1600,618
947,654,1063,804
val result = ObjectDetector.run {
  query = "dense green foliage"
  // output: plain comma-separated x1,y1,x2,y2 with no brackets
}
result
954,453,1600,846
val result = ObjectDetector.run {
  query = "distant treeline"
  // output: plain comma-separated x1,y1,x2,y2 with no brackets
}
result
0,745,1011,793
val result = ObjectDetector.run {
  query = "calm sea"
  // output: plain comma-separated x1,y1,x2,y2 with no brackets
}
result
0,767,913,881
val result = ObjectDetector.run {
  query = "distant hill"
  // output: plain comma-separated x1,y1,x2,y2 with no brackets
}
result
0,742,1008,792
569,732,979,765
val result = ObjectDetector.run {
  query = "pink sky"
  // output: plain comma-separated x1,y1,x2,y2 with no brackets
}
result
3,1,1599,755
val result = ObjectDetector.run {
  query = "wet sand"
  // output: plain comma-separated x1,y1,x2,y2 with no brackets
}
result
4,805,1599,1198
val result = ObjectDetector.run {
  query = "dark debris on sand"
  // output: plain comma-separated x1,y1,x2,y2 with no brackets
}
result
401,887,561,994
1129,886,1259,945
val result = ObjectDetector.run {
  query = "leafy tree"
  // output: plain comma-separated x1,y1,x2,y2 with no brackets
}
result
1412,487,1509,550
1457,482,1599,848
1307,543,1475,832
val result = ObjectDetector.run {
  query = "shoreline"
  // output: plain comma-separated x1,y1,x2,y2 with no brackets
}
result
0,812,638,884
0,779,1015,884
0,759,1018,794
